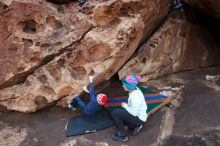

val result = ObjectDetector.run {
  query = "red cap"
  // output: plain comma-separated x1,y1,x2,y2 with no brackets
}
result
97,94,108,105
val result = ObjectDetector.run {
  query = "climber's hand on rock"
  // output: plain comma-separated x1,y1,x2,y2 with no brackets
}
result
89,75,94,83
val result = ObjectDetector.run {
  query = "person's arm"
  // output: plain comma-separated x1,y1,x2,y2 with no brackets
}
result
122,95,141,116
88,75,96,101
83,86,89,93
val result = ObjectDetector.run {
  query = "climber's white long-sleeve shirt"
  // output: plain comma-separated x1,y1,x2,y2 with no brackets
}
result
122,87,148,122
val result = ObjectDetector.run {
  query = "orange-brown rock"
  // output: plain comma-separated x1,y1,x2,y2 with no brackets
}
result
118,10,220,81
0,0,171,112
0,0,92,89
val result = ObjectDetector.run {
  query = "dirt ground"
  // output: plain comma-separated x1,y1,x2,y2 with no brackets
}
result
1,67,220,146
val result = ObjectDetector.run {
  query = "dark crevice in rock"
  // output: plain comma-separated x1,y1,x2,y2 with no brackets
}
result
182,6,220,67
55,5,65,13
35,42,41,46
42,55,55,64
47,0,72,4
183,4,220,47
37,75,48,84
0,8,12,15
181,1,220,22
69,66,87,79
21,19,37,34
34,96,48,109
39,25,94,65
0,65,41,90
0,2,12,15
120,1,145,17
22,38,33,47
188,9,220,47
57,58,65,67
40,43,50,48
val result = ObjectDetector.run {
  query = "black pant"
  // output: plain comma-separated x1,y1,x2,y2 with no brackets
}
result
111,108,145,136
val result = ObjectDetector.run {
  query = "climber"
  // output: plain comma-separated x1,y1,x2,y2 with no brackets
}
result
68,75,108,116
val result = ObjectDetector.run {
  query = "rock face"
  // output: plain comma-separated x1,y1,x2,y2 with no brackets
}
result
182,0,220,20
0,0,171,112
0,0,92,90
118,10,220,81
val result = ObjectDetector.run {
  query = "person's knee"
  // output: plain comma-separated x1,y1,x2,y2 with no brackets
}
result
111,108,123,117
111,109,117,117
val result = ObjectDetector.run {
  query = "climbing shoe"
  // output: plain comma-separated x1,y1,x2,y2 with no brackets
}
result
68,104,77,111
131,125,143,136
111,133,128,142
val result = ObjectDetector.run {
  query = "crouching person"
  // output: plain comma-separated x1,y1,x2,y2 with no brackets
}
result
68,75,108,116
111,75,147,142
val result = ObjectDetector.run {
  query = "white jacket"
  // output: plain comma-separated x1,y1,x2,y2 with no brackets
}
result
122,87,148,122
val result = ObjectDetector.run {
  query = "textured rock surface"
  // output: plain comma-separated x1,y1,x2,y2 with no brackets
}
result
119,10,220,81
0,0,171,112
0,0,92,89
182,0,220,20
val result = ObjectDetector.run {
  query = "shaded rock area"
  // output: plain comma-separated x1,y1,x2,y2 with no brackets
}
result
1,67,220,146
0,0,171,112
119,9,220,81
182,0,220,20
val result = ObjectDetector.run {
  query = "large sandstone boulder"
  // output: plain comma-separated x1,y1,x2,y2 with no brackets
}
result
182,0,220,20
118,10,220,81
0,0,171,112
0,0,92,90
